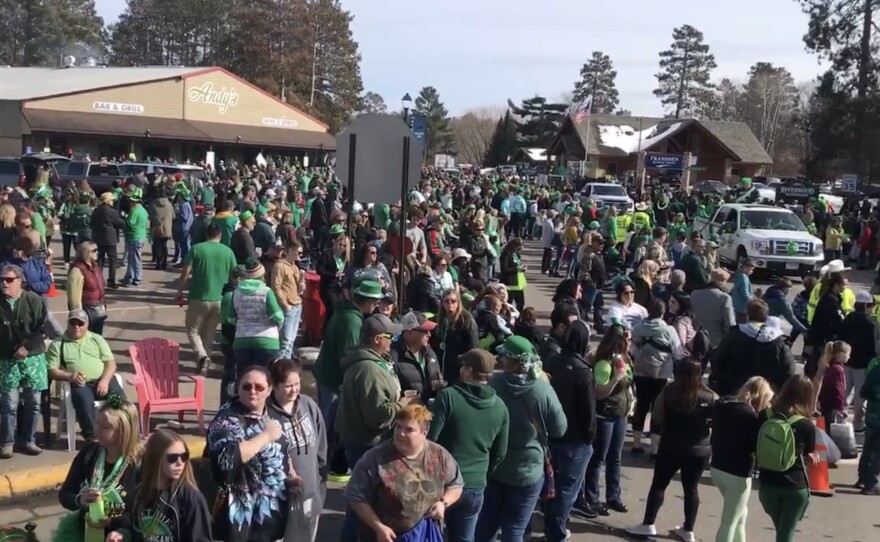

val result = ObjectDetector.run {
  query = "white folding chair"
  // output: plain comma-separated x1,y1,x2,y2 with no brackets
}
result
56,374,125,452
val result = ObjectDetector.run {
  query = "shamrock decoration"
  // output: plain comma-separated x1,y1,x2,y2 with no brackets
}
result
105,393,125,410
786,240,798,255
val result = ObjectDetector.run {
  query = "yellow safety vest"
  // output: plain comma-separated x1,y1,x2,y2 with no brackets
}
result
616,214,631,243
808,285,855,324
633,211,652,231
873,295,880,323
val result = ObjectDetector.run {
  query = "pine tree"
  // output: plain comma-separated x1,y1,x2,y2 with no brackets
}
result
572,51,619,114
654,24,717,118
415,86,455,158
360,91,387,114
508,96,568,147
484,110,519,166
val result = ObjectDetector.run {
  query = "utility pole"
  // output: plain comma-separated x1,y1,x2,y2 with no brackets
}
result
309,39,319,106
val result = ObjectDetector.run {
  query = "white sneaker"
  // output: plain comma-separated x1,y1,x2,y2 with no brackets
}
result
626,524,657,537
672,527,695,542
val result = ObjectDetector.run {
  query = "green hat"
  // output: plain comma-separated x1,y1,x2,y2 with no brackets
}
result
329,223,345,236
239,210,254,223
584,198,594,208
256,205,269,217
496,336,542,380
740,177,752,185
128,187,143,202
588,221,600,230
351,279,384,299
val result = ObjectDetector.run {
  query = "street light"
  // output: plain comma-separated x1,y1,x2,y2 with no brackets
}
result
402,93,412,121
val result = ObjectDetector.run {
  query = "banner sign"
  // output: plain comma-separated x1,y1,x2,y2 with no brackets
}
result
409,112,427,150
775,181,818,201
644,153,684,169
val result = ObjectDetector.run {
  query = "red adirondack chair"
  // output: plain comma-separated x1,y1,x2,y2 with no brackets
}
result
127,338,206,435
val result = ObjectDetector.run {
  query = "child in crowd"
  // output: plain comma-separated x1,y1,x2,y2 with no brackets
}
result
513,307,544,346
817,341,851,428
731,258,755,323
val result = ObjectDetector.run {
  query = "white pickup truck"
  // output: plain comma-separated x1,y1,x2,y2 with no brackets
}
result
692,203,824,274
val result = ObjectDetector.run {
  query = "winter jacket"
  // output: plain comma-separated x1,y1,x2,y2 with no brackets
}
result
128,484,213,542
818,362,847,414
498,250,520,287
544,351,597,445
149,197,175,238
429,382,510,488
678,251,709,291
0,291,46,358
691,284,736,348
406,274,440,313
860,361,880,429
175,200,194,236
488,372,567,487
315,250,344,292
335,347,403,445
231,228,256,264
251,218,275,254
763,285,807,334
631,317,682,379
809,290,845,347
391,341,442,402
710,397,762,478
2,256,51,296
90,203,125,246
839,310,880,370
711,320,795,395
312,300,366,391
432,311,480,384
653,387,715,457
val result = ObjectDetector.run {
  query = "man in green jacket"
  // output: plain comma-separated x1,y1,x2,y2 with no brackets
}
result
312,278,384,480
429,348,509,541
121,191,148,287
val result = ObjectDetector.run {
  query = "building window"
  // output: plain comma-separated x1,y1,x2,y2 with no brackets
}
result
607,162,618,175
144,146,171,161
99,144,127,161
731,168,742,176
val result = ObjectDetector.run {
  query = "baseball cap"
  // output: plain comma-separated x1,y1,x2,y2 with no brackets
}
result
458,348,497,376
361,314,403,339
400,311,438,332
856,290,875,305
68,309,89,324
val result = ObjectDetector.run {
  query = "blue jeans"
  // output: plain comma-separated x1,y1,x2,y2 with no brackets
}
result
69,378,126,438
475,476,543,542
317,386,339,448
233,346,279,373
0,387,40,446
122,239,144,285
177,232,192,263
219,344,236,404
585,415,627,506
446,487,485,542
544,442,593,541
279,305,303,359
341,442,375,542
859,426,880,489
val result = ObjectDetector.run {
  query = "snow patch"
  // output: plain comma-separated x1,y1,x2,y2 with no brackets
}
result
597,122,683,154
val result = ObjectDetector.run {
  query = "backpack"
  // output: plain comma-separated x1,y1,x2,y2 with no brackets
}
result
691,327,712,363
756,409,804,472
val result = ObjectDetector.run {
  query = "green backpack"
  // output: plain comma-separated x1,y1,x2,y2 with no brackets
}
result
756,409,804,472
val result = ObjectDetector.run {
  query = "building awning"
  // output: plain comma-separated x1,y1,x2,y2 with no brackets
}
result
22,109,336,150
189,121,336,150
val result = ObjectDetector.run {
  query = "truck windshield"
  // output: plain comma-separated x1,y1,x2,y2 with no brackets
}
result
591,185,626,196
741,210,806,231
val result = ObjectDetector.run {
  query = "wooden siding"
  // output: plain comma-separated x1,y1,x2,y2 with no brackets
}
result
25,80,184,118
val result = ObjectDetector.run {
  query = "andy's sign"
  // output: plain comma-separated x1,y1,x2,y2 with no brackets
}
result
188,82,240,114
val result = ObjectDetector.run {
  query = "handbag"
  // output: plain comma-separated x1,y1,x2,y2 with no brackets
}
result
85,303,107,324
520,397,555,501
829,421,858,459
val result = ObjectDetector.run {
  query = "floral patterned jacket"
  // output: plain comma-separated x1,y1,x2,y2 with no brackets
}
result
206,399,288,542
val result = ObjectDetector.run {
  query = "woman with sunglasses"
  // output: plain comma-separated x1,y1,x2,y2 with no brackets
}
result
105,429,212,542
68,241,108,335
344,243,393,296
268,359,327,542
606,278,648,330
434,289,479,385
206,365,288,542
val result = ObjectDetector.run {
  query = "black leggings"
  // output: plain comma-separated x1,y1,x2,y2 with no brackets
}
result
509,290,525,312
643,452,708,531
633,376,668,433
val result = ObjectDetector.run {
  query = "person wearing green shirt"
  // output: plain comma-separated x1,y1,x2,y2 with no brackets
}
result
121,193,149,287
177,222,238,375
221,258,284,371
199,183,216,208
45,309,124,441
373,203,390,230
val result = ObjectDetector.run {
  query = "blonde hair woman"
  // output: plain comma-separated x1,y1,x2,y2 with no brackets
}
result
633,259,659,308
0,203,16,261
55,396,141,542
68,241,107,334
709,376,774,542
106,429,212,542
433,289,479,384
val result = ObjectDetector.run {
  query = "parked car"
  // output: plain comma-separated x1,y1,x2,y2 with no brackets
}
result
691,179,730,197
581,182,634,213
56,160,126,193
0,153,67,191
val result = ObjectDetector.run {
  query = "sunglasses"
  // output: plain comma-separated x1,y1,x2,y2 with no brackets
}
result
165,452,190,464
241,383,266,392
443,298,459,304
1,277,18,283
69,320,86,327
379,333,394,340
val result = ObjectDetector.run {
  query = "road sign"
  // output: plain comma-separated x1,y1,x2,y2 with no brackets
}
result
688,166,707,172
841,173,859,193
335,114,422,205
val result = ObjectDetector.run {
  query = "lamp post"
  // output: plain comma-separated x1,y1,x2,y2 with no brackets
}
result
402,93,412,122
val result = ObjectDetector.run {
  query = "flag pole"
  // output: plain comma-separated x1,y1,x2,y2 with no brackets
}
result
583,105,591,179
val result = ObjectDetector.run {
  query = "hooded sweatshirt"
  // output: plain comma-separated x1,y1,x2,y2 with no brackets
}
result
631,317,682,379
128,484,213,542
711,318,795,395
488,372,567,487
268,393,327,502
335,346,402,445
312,300,365,391
221,278,283,350
544,321,597,445
429,381,510,488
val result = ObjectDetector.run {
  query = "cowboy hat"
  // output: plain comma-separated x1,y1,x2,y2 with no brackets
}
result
820,259,850,276
634,202,649,211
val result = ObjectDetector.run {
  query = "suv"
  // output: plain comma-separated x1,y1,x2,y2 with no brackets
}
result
0,158,23,188
0,153,67,190
581,182,634,213
692,203,823,274
56,161,127,193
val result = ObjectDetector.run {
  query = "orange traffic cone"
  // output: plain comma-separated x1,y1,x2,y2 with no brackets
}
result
46,274,58,298
809,416,834,497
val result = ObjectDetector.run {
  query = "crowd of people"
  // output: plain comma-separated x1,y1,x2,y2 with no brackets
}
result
0,160,879,542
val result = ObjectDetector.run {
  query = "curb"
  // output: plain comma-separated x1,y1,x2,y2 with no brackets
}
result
0,434,207,501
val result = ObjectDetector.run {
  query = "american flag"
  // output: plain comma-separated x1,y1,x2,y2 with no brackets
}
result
575,97,592,123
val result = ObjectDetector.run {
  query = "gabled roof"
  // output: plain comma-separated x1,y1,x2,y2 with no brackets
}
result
0,66,208,101
551,114,773,165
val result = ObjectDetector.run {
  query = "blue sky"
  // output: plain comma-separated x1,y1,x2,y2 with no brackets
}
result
96,0,824,116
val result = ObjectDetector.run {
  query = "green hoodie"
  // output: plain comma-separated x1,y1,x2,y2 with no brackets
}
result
335,346,402,445
488,372,567,487
429,382,509,488
312,300,366,391
221,279,283,350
